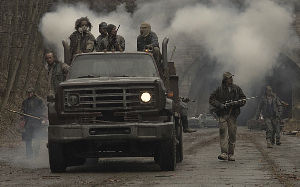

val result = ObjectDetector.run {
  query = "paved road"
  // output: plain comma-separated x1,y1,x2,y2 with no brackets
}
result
0,127,299,186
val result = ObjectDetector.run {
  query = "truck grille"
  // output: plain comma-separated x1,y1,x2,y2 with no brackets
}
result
63,84,157,112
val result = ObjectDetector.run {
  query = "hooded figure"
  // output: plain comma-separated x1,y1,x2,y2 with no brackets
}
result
209,72,246,161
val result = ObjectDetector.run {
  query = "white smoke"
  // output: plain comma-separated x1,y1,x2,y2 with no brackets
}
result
39,0,297,91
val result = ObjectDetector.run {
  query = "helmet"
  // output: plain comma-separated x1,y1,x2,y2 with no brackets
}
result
106,24,116,34
99,22,107,29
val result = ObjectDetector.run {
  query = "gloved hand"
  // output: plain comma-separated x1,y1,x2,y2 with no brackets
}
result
219,103,226,110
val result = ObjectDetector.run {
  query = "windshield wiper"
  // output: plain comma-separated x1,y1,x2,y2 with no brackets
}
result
77,75,97,78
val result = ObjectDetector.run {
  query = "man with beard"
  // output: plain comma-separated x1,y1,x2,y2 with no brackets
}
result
21,88,47,159
95,22,108,52
209,72,246,161
69,17,95,62
99,24,125,52
137,22,161,63
44,51,69,95
256,86,288,148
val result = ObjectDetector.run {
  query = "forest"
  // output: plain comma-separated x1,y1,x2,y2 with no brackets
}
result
0,0,136,141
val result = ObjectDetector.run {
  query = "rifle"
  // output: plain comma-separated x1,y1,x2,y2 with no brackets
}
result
6,109,42,120
180,97,196,103
116,25,120,32
224,96,258,107
209,96,258,113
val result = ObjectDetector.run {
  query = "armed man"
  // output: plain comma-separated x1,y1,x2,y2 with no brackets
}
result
45,51,69,95
256,86,288,148
95,22,108,52
69,17,96,62
21,88,47,159
99,24,125,52
209,72,246,161
137,22,161,63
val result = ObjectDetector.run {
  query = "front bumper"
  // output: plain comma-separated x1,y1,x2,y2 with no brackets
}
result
48,122,173,142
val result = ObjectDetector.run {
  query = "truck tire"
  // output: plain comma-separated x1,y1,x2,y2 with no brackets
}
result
48,142,66,173
159,128,176,171
176,124,183,163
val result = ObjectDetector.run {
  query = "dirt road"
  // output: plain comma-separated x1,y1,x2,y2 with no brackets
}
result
0,127,299,186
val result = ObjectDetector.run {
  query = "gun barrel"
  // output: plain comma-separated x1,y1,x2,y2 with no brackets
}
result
224,96,258,106
6,109,41,120
116,25,120,32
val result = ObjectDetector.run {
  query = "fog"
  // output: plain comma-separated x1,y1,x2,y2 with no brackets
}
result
39,0,299,116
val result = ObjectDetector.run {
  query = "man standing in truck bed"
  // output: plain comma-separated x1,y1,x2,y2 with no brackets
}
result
209,72,246,161
69,17,95,63
137,22,161,63
99,24,125,52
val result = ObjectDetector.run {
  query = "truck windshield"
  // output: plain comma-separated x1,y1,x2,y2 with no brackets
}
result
69,53,158,79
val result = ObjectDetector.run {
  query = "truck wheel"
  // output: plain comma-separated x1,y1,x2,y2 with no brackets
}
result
48,142,66,173
159,128,176,171
176,123,183,163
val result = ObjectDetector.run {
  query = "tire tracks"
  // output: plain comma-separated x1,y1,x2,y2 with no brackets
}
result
184,130,219,155
240,132,296,187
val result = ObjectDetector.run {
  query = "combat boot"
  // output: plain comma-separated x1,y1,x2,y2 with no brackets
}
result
218,153,228,160
271,138,275,145
228,154,235,161
276,139,281,145
183,128,196,133
267,140,273,148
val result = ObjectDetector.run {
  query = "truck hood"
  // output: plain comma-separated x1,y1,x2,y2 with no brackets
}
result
60,77,162,87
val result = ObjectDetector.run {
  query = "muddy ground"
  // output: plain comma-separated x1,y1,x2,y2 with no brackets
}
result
0,127,299,186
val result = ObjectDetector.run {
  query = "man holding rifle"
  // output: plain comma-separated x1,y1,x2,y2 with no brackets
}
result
209,72,246,161
21,88,47,159
99,24,125,52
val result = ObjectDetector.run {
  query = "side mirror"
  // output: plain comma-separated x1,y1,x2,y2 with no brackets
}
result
47,94,56,102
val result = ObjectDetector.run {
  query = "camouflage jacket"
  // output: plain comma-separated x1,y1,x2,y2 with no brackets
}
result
95,34,108,52
69,31,95,61
48,60,69,94
99,35,125,51
137,31,159,51
209,84,246,118
257,94,283,119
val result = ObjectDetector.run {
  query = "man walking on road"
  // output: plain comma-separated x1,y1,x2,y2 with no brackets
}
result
209,72,246,161
256,86,288,148
21,88,47,159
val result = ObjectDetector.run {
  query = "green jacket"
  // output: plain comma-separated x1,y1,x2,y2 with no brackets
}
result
256,94,283,119
48,61,69,94
209,84,246,118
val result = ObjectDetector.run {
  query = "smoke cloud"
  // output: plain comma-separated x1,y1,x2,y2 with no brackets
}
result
39,0,298,115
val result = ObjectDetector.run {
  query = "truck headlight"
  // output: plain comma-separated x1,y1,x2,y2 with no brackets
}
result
141,92,151,103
